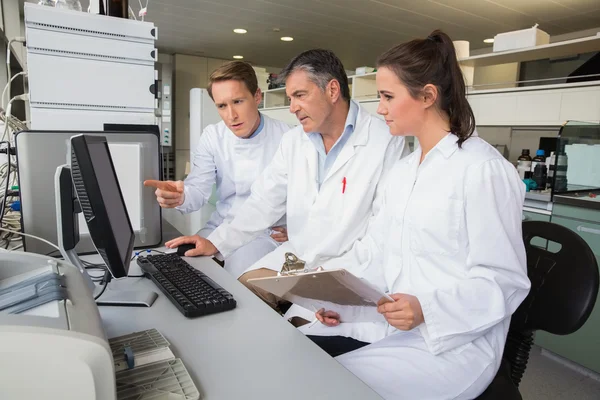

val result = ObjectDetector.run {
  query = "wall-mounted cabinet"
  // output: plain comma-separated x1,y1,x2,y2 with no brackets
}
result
468,83,600,126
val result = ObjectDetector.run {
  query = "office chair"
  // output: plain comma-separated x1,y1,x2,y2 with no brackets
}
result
476,221,599,400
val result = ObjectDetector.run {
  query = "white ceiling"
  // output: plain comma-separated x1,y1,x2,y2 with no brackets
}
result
75,1,600,69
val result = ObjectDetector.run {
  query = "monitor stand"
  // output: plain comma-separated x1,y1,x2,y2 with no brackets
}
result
55,165,158,307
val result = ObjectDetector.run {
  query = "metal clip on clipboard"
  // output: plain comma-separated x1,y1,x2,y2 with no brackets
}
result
278,252,323,276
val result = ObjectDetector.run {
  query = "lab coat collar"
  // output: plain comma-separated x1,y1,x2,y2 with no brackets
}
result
434,132,460,159
229,113,267,145
322,101,371,180
301,101,369,187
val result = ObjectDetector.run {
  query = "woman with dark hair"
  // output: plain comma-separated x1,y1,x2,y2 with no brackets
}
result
301,30,531,399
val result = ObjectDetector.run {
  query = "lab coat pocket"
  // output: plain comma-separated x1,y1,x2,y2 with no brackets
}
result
409,197,463,256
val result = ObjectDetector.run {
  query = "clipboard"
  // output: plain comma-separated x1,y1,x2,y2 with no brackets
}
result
248,269,393,323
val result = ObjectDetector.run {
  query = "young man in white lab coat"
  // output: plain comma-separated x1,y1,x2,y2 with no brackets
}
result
165,50,408,309
303,31,531,400
144,61,293,278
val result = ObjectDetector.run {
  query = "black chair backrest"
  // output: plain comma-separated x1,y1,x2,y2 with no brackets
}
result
511,221,599,334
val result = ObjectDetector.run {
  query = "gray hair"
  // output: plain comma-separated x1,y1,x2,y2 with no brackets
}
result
277,49,351,102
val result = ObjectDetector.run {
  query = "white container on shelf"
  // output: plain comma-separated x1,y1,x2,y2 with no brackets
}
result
355,66,375,75
453,40,470,59
493,24,550,52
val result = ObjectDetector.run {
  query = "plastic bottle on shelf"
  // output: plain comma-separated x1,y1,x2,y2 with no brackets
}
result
531,149,546,174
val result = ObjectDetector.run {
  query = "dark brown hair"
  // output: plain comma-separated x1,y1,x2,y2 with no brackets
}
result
207,61,259,100
377,30,475,147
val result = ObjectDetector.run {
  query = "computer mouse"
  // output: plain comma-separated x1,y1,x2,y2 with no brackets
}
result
176,243,196,257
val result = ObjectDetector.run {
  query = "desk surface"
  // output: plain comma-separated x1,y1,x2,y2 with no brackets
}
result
94,252,382,400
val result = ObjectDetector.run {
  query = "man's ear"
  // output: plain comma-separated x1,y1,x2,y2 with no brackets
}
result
327,79,342,103
254,88,263,106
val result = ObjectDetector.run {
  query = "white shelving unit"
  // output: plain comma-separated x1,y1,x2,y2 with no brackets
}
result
459,33,600,68
261,72,379,110
263,87,288,108
351,72,379,101
262,33,600,127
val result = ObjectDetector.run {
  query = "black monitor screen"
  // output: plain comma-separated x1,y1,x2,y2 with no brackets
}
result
87,142,132,265
71,135,134,278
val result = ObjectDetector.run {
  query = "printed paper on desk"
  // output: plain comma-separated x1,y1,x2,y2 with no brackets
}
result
248,269,393,323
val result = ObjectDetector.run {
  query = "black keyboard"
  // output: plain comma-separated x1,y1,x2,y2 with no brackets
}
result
136,253,236,318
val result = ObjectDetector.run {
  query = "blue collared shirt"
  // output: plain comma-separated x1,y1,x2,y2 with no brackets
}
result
247,113,264,139
308,101,358,189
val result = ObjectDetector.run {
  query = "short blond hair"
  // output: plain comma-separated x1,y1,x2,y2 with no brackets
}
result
207,61,259,100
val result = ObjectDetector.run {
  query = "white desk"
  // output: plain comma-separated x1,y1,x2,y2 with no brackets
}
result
94,253,383,400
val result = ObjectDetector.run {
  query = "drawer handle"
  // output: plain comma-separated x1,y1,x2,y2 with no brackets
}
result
577,226,600,236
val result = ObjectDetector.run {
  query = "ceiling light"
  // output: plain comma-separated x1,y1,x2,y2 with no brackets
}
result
233,28,247,34
483,38,494,44
280,36,294,42
233,55,244,59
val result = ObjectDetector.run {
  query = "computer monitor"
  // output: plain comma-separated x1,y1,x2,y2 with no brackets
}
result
55,134,157,305
16,129,163,256
70,134,134,278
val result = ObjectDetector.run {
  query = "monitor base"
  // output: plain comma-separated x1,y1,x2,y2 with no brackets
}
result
96,289,158,307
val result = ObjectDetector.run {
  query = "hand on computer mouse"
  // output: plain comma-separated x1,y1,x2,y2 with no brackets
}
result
165,235,218,257
144,180,185,208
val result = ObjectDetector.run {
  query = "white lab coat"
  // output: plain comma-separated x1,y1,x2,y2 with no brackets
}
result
298,134,531,400
207,102,408,274
176,114,293,277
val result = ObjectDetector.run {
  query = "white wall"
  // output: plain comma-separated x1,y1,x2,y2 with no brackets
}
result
170,54,284,178
473,63,520,90
172,54,230,178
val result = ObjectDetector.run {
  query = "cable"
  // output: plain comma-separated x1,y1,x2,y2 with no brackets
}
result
0,227,60,251
128,6,137,20
1,71,26,110
5,37,26,112
0,142,11,228
94,271,110,301
2,94,29,143
130,248,165,261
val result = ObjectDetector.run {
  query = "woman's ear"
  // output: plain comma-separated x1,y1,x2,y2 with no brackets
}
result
422,84,438,109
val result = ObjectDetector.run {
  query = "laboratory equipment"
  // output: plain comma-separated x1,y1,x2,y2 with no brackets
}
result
24,3,158,131
0,251,115,399
550,121,600,208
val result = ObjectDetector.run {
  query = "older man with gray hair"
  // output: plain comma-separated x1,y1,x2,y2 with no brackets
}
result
166,49,409,314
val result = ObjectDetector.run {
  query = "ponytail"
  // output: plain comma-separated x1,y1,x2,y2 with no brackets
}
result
377,30,475,147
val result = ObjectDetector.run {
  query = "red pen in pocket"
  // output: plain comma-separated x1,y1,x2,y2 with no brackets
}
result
342,177,347,194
